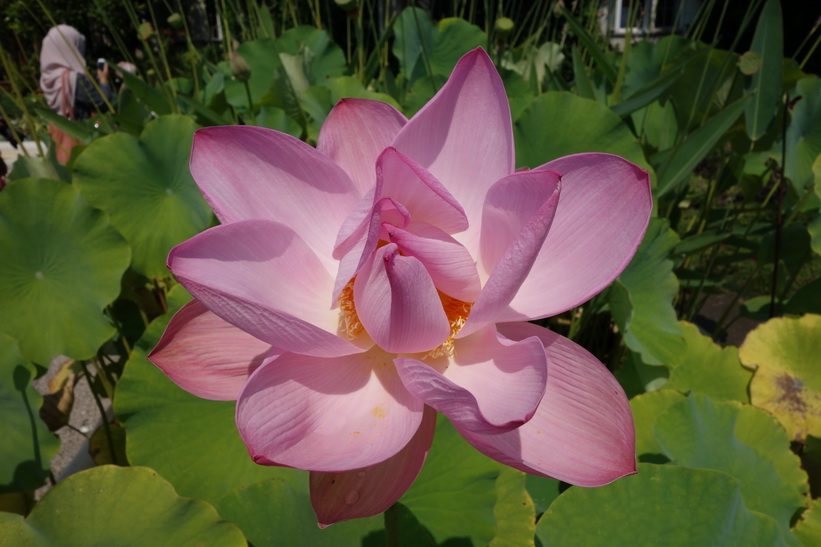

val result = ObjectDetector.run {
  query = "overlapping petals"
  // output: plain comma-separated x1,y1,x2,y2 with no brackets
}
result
460,322,637,486
236,348,424,472
148,300,276,400
310,407,437,526
394,327,547,434
151,46,650,527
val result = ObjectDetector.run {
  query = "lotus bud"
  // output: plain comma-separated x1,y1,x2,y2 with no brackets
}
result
138,22,154,41
167,13,183,30
231,52,251,82
495,17,514,41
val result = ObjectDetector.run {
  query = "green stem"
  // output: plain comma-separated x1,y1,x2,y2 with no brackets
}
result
384,503,399,547
80,361,118,465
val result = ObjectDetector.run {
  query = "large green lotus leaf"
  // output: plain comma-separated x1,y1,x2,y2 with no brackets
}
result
400,415,506,545
0,178,130,364
514,91,653,176
214,478,383,546
664,321,752,402
490,467,536,547
427,18,486,77
115,285,300,503
392,7,435,84
786,77,821,192
655,393,808,539
276,26,348,85
614,349,669,396
0,465,245,545
785,277,821,315
535,464,782,545
739,314,821,442
0,335,59,493
525,474,562,516
393,9,484,86
629,389,685,458
73,115,210,279
609,218,686,367
794,499,821,546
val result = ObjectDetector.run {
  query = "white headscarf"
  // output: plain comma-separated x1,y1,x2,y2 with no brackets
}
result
40,25,87,117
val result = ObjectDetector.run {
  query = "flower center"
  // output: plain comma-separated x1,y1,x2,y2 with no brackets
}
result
337,279,472,357
338,279,363,339
426,293,472,359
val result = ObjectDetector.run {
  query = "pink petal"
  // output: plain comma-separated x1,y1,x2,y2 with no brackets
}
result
310,406,436,526
168,220,361,358
385,222,481,302
503,153,652,320
354,243,450,354
459,170,561,337
393,48,514,255
457,322,636,487
318,98,408,197
190,126,359,272
148,299,276,400
236,348,424,472
394,326,547,434
376,147,468,234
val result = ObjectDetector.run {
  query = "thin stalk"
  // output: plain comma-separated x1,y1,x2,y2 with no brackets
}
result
769,92,789,317
106,304,133,359
80,361,118,465
799,30,821,71
91,356,115,401
384,503,399,547
712,260,761,336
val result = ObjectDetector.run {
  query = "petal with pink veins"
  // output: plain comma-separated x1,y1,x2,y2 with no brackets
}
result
148,299,277,400
169,219,362,358
502,153,652,321
190,126,359,273
385,222,481,302
354,243,451,354
394,326,547,434
393,48,514,254
310,406,436,526
458,170,561,338
376,147,468,234
318,98,408,196
332,197,410,303
236,348,424,472
457,322,636,487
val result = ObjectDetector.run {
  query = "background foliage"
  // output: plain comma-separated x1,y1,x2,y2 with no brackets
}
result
1,0,821,544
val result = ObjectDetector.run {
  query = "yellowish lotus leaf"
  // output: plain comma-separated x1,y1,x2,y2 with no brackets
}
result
739,314,821,442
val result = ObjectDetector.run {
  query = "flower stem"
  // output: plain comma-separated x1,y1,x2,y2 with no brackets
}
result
384,504,399,547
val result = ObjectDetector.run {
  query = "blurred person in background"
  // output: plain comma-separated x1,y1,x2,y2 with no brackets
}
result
39,25,114,162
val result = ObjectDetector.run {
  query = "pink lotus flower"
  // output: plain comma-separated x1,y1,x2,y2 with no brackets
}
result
149,47,651,526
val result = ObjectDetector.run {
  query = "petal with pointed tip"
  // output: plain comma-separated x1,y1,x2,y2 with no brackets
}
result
385,222,480,302
318,98,408,196
394,327,546,434
236,348,424,472
459,170,561,337
169,219,361,358
504,153,652,320
376,147,467,234
354,244,450,353
148,299,277,400
456,322,636,487
310,406,436,526
393,48,514,254
190,126,359,272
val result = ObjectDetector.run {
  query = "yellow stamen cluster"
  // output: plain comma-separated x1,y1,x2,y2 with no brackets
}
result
426,293,473,359
338,279,363,339
338,277,473,358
